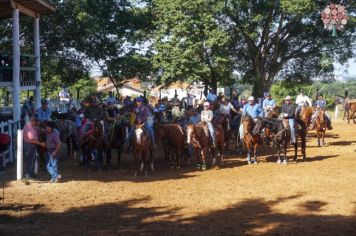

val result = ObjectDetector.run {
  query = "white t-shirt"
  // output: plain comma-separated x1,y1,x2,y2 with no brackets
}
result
295,95,312,107
219,102,232,114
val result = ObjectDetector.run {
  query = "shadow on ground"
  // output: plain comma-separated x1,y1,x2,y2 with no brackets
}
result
0,194,355,236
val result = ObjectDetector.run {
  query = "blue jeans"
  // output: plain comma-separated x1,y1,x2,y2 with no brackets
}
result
46,152,59,181
24,143,37,178
207,122,216,145
126,123,155,145
289,119,296,143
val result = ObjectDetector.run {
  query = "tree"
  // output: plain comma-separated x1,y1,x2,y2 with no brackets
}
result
220,0,356,97
152,0,234,93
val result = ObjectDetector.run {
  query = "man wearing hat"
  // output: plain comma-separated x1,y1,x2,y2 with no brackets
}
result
262,93,276,117
295,89,312,117
22,96,35,121
207,89,218,104
125,97,156,148
281,96,296,144
84,96,104,121
59,85,70,101
37,99,52,122
240,96,263,139
311,94,332,130
171,102,184,122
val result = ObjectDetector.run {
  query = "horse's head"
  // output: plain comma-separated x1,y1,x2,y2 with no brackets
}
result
300,107,313,123
265,107,279,118
186,124,195,145
242,115,254,132
252,118,264,135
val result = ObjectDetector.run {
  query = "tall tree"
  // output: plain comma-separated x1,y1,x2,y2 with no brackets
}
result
220,0,356,97
152,0,234,92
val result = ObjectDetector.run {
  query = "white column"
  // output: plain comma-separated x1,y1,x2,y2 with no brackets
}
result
12,8,21,122
34,17,41,109
16,130,23,180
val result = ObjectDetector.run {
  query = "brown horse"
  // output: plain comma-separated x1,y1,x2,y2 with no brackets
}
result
264,107,280,145
347,102,356,124
300,106,314,129
314,108,327,146
213,114,232,152
81,120,105,169
132,122,154,176
156,124,186,169
241,115,261,164
186,123,225,170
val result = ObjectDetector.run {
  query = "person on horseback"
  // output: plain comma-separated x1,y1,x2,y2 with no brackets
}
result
207,89,218,104
311,94,332,130
230,91,240,117
59,85,70,101
182,93,194,110
201,101,217,148
281,96,297,144
240,96,263,139
106,91,117,104
21,96,35,123
84,96,104,121
295,89,312,117
172,102,184,122
37,99,52,122
262,93,276,117
105,101,120,131
125,97,156,149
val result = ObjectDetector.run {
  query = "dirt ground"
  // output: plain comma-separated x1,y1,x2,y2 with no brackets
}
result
0,117,355,236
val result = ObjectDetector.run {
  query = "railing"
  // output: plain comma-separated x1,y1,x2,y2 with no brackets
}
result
0,54,36,86
0,120,21,168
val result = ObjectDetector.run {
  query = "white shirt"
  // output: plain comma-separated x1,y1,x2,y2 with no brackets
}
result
296,95,312,107
201,110,213,122
219,103,232,114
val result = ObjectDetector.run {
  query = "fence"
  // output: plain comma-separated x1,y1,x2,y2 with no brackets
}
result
0,120,21,168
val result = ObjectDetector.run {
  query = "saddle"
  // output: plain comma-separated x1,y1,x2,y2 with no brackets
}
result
279,113,301,131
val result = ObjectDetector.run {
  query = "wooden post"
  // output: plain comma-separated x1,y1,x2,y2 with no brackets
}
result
16,129,23,180
12,8,21,122
34,17,41,109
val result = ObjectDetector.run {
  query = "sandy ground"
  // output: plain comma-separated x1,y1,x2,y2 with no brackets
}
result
0,117,355,236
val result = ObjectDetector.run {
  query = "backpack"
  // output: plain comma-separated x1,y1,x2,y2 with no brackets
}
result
0,133,11,152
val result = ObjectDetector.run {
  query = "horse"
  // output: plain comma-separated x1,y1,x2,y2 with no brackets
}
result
264,107,280,146
106,119,130,168
132,122,154,176
186,123,225,170
213,113,232,152
81,120,105,170
347,102,356,124
252,118,290,164
241,115,261,164
156,124,186,169
230,112,242,153
54,119,80,160
299,106,314,130
314,108,327,146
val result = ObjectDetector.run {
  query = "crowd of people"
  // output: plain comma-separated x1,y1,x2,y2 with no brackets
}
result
19,87,334,182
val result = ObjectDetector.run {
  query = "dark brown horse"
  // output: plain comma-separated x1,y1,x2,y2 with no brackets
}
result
314,108,327,146
106,119,130,168
241,115,261,164
132,122,154,176
156,124,186,169
347,102,356,124
186,123,225,170
264,106,280,145
213,114,232,152
81,120,105,169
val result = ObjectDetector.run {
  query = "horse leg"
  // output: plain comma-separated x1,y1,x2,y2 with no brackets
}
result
67,138,71,159
247,148,252,165
117,147,123,168
276,144,282,164
253,144,258,164
283,142,288,164
144,152,149,176
106,148,112,168
150,148,154,171
293,141,298,161
301,134,306,161
201,150,206,171
176,148,181,169
211,147,216,167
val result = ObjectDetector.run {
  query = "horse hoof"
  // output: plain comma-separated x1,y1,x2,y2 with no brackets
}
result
254,161,258,165
247,161,252,165
277,160,281,164
196,164,201,170
144,171,148,177
151,164,155,171
176,166,181,170
134,172,138,176
283,160,288,165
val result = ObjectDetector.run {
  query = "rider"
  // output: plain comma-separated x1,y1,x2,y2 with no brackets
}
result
240,96,264,139
22,96,35,121
106,91,117,104
262,93,276,117
171,102,184,122
206,89,218,104
125,97,156,148
311,94,332,130
201,101,217,148
295,89,312,117
281,96,296,144
105,101,120,131
182,93,194,110
37,99,52,122
84,96,104,121
59,85,70,101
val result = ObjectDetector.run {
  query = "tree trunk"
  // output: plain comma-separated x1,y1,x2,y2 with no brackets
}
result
210,76,217,93
252,76,272,99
